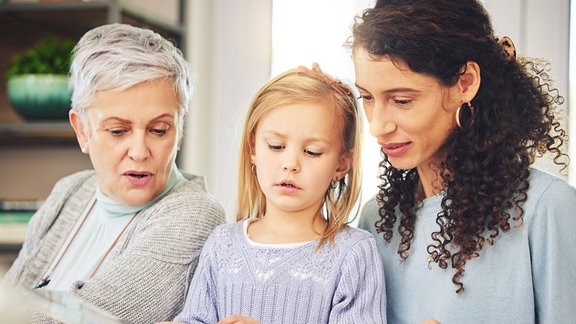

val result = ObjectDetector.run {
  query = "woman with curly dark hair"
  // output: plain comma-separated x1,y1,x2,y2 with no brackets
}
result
351,0,576,323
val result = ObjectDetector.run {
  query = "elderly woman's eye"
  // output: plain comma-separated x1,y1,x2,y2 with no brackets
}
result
151,128,168,136
150,124,171,136
108,128,127,136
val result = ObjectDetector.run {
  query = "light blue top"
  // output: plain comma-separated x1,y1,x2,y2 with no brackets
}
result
359,168,576,324
174,220,387,324
46,165,186,291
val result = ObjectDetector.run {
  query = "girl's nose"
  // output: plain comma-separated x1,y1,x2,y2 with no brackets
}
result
282,153,300,173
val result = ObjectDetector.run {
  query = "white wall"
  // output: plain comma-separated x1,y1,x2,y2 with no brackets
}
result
180,0,272,221
484,0,571,180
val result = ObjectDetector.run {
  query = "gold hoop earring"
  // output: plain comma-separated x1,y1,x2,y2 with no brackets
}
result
456,102,475,128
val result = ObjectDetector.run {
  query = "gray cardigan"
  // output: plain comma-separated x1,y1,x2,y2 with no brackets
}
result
4,170,225,323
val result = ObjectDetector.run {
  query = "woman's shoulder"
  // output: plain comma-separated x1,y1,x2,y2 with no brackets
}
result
527,167,576,205
46,170,97,202
357,196,381,232
522,167,576,225
178,172,208,192
155,173,225,216
54,169,97,188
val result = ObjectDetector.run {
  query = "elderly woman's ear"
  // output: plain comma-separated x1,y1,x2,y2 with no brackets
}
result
69,109,89,154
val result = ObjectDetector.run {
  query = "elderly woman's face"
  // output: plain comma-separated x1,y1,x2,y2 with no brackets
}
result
71,79,181,206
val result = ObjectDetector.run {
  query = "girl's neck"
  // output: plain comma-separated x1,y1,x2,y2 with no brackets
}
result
247,209,327,244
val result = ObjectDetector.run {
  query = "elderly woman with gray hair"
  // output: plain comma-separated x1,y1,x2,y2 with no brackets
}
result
3,23,225,323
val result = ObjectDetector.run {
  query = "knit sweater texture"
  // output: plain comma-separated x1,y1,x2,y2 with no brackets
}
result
359,168,576,324
174,220,387,324
4,170,225,323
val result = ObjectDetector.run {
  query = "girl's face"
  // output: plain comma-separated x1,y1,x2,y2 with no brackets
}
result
70,79,181,206
251,102,350,218
353,48,460,179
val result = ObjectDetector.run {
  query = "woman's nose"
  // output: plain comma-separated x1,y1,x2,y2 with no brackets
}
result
127,132,151,161
369,104,396,138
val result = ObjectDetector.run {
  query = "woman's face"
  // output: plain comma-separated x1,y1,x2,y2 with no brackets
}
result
251,102,350,217
353,48,460,178
71,79,181,206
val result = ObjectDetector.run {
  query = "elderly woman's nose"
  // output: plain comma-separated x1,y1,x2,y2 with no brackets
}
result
127,133,151,161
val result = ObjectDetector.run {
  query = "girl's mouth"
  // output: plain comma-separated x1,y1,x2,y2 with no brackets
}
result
277,180,300,193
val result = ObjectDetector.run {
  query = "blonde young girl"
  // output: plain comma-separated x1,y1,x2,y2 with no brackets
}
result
172,64,386,324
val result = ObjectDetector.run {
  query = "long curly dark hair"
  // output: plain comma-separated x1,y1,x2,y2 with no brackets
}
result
352,0,568,293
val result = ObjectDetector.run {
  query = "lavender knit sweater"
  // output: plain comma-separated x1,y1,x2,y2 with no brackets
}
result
174,220,387,324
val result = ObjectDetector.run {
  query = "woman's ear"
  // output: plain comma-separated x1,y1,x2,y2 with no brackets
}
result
69,110,89,153
457,61,481,102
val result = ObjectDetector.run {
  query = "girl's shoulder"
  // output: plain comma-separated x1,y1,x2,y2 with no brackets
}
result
330,225,378,251
207,220,244,241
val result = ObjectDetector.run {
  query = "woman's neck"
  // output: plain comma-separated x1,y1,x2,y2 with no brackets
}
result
417,161,445,199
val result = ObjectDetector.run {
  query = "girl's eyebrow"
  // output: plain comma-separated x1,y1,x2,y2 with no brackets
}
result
262,130,332,146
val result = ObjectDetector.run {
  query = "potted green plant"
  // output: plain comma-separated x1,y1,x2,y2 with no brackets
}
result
6,36,76,121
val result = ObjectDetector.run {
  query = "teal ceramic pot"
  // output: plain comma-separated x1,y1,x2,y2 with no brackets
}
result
7,74,72,120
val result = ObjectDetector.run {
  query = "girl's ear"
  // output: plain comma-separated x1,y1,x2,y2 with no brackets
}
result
249,137,256,164
457,61,481,102
334,151,352,180
69,110,89,153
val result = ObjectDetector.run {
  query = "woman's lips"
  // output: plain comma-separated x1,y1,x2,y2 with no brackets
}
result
124,171,153,186
381,142,411,157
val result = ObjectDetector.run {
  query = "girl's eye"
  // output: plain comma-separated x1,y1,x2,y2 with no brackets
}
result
268,144,284,151
304,149,321,157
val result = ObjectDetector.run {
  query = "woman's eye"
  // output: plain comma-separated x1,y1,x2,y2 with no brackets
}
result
150,128,168,136
268,144,284,151
108,128,127,136
393,98,412,106
304,149,321,157
358,94,373,101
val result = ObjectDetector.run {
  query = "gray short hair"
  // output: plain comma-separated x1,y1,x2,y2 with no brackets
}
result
69,23,195,135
